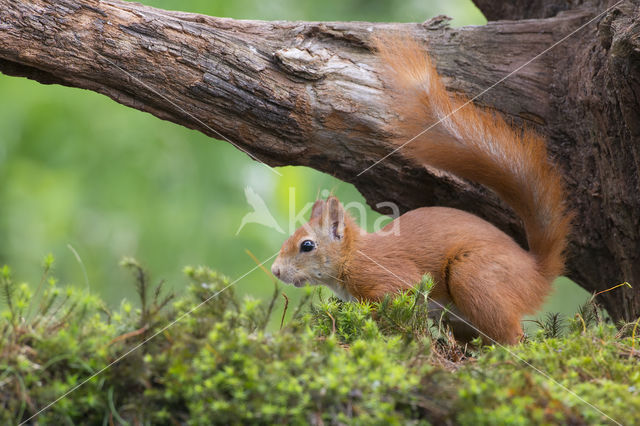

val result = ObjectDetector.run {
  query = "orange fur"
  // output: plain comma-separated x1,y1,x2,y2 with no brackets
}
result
374,36,572,282
272,36,572,345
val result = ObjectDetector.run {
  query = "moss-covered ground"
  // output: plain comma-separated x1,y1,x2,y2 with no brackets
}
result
1,258,638,425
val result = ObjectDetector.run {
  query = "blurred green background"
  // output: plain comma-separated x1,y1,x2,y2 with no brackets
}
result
0,0,588,322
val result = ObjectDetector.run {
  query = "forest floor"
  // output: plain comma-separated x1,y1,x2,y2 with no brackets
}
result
1,258,638,425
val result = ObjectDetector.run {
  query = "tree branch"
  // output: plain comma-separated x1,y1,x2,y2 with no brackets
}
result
1,0,638,321
472,0,575,21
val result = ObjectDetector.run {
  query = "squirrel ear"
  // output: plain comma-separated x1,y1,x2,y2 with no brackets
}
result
310,200,324,220
326,196,345,240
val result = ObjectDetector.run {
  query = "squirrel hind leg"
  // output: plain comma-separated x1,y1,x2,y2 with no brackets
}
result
444,254,527,345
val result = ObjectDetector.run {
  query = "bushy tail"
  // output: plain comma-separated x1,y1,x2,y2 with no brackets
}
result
375,36,571,280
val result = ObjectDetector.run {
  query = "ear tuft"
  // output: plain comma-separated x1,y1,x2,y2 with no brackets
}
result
326,197,345,240
310,199,324,220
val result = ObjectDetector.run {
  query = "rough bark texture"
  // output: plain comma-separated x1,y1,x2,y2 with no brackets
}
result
472,0,577,20
0,0,638,322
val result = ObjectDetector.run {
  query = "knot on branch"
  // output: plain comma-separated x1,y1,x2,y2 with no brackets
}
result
274,46,335,80
597,0,638,51
421,15,452,30
608,2,640,59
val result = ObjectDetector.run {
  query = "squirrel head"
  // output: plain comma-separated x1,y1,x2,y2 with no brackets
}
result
271,196,357,289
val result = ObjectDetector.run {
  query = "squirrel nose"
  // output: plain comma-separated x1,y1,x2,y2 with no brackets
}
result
271,265,281,278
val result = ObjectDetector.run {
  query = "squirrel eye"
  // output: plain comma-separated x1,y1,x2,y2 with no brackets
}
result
300,240,316,253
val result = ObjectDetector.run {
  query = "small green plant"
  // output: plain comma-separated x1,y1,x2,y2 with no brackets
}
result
311,275,437,343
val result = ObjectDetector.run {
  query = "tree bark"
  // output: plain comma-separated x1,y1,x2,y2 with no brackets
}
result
0,0,638,322
472,0,577,20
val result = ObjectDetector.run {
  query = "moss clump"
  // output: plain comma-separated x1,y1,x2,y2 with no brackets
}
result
1,259,638,425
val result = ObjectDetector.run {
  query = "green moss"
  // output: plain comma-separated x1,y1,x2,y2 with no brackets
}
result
1,259,638,425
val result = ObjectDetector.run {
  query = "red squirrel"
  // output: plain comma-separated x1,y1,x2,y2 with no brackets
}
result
271,36,572,345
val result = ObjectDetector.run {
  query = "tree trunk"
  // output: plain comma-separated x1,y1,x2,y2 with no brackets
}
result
0,0,638,322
